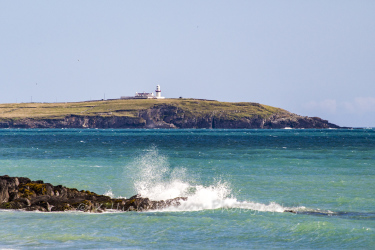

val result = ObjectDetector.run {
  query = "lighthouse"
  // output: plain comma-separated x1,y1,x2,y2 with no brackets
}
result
155,85,165,99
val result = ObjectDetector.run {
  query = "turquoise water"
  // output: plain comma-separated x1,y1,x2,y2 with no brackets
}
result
0,129,374,249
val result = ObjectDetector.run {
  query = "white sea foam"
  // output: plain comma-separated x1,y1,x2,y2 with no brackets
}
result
103,189,114,198
160,184,287,213
128,147,290,213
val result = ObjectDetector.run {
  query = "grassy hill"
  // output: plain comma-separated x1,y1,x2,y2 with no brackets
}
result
0,98,338,129
0,98,285,121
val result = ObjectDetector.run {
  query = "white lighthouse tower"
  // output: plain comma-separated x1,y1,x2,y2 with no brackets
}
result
155,85,165,99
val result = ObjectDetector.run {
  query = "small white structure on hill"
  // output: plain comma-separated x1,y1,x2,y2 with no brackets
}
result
121,85,165,99
135,92,155,99
155,85,165,99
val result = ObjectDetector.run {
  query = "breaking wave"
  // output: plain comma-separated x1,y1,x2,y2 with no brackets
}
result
126,147,295,213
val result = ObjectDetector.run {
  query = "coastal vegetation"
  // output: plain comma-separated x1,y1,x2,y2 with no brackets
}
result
0,99,339,129
0,99,282,120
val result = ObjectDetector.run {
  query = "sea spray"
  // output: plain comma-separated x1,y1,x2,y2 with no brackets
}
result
127,147,289,213
1,129,373,248
160,182,288,213
131,147,192,200
103,189,114,198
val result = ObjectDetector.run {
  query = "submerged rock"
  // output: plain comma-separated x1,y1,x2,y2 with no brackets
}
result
0,175,187,213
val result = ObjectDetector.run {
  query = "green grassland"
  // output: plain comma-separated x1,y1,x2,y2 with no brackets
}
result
0,98,287,121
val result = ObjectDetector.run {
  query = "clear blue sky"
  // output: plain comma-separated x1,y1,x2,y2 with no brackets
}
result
1,1,374,127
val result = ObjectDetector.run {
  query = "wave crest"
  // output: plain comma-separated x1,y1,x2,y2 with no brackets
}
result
127,147,288,213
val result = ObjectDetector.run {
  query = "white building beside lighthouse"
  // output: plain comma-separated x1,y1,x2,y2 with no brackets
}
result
155,85,165,99
121,85,165,99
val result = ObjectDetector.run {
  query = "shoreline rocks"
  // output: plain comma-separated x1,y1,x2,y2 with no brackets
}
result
0,175,187,213
1,175,301,214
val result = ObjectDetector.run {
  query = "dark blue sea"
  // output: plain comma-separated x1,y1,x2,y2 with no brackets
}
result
0,129,374,249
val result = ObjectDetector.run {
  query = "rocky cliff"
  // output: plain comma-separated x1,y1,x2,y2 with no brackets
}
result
0,100,340,129
137,104,339,129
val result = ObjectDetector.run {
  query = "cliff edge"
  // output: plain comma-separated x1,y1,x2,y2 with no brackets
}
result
0,99,339,129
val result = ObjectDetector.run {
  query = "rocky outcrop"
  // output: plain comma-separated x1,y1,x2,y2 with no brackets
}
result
0,175,187,213
138,104,339,129
262,113,339,129
0,175,315,214
0,104,340,129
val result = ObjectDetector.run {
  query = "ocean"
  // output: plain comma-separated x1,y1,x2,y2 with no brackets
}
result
0,129,374,249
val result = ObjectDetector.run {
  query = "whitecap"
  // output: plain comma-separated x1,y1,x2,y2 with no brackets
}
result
126,147,294,214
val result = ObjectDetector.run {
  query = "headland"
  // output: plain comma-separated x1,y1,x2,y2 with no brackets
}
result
0,99,339,129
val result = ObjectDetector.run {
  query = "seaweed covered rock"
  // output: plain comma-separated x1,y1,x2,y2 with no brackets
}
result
0,175,187,213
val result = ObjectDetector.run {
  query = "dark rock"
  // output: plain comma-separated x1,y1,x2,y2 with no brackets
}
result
17,197,31,207
284,210,297,214
0,178,9,203
0,175,188,213
18,177,31,184
0,176,20,203
9,191,19,201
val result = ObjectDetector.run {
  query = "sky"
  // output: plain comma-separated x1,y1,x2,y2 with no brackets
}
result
1,1,374,127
